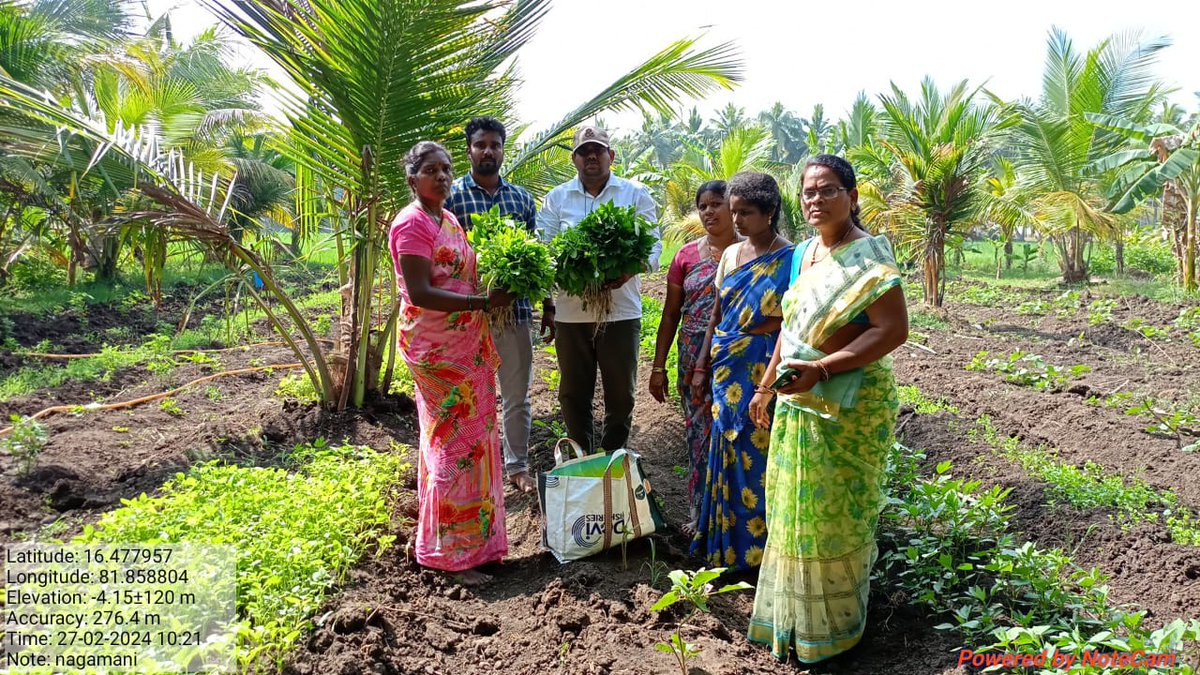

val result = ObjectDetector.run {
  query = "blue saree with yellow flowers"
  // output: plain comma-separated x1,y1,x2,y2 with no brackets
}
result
691,243,794,572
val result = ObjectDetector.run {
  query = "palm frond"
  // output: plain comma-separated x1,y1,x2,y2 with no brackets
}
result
507,36,742,177
206,0,549,208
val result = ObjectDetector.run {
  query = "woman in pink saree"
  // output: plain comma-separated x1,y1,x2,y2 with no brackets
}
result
389,141,514,584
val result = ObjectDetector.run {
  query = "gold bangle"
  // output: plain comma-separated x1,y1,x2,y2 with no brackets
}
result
754,384,775,395
817,360,831,381
651,366,667,374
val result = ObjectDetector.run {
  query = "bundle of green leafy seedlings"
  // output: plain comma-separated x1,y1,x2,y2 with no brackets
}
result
553,201,656,317
469,206,556,329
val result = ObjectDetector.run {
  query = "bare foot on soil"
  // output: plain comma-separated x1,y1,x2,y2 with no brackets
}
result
453,569,492,586
509,471,535,493
680,518,698,539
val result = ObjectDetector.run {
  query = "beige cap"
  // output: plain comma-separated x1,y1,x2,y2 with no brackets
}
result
572,125,611,153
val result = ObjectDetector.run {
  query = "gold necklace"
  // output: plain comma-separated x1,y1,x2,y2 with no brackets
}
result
705,234,736,260
757,233,781,257
810,224,854,265
419,202,442,222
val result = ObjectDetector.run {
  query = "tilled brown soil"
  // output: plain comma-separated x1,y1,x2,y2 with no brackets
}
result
900,287,1200,504
281,346,965,675
892,283,1200,629
2,274,1197,673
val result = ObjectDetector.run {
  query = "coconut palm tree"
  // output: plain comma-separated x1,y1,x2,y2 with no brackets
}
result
661,125,776,238
853,78,1003,306
199,0,743,408
2,0,743,408
838,92,878,151
1002,28,1169,283
0,0,128,91
630,110,685,171
0,0,133,283
709,102,747,140
803,103,837,156
757,101,806,163
976,156,1039,277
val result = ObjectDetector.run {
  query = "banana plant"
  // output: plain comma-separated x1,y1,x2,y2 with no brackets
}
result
1087,112,1200,291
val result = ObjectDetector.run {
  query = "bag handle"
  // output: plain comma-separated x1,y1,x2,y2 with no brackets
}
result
553,438,587,466
600,450,643,550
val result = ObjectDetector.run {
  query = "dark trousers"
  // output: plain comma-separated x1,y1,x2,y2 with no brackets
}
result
555,319,640,452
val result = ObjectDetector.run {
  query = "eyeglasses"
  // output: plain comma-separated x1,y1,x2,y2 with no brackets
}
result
801,186,849,201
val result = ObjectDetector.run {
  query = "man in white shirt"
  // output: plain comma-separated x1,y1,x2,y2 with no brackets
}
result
537,125,661,452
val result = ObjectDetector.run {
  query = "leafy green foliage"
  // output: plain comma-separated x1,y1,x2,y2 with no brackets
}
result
1090,239,1177,277
1124,399,1200,449
908,308,950,331
1088,298,1118,325
553,202,656,313
1017,300,1050,316
386,363,416,398
0,336,181,401
1122,318,1170,340
966,350,1090,391
956,284,1021,307
1,414,48,475
879,444,1200,672
650,567,751,674
158,397,184,416
971,415,1200,542
897,385,960,415
640,295,679,399
1175,306,1200,331
75,440,406,668
275,373,320,404
1174,307,1200,347
471,207,556,302
1016,291,1081,318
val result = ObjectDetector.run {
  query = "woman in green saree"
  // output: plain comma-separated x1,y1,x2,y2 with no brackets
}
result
745,154,909,662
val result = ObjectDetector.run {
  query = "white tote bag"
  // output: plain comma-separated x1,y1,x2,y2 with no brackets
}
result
538,439,665,563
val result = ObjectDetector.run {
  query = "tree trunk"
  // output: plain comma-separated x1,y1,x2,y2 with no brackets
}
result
1058,227,1089,283
1186,197,1197,292
1115,237,1125,276
94,234,120,283
1004,238,1013,271
923,218,946,307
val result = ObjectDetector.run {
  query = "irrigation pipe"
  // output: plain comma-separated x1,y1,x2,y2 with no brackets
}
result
16,340,333,360
0,363,303,436
904,341,937,354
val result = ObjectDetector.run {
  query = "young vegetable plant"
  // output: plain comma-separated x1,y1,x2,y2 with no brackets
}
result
650,568,752,675
965,350,1089,391
1,414,48,475
1125,398,1200,451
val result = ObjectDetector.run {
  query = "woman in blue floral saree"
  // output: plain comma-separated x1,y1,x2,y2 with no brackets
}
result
691,172,794,572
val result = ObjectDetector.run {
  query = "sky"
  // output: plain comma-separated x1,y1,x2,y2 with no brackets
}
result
145,0,1200,136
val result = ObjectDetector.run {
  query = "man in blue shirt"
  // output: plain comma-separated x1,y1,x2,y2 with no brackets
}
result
446,116,546,493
